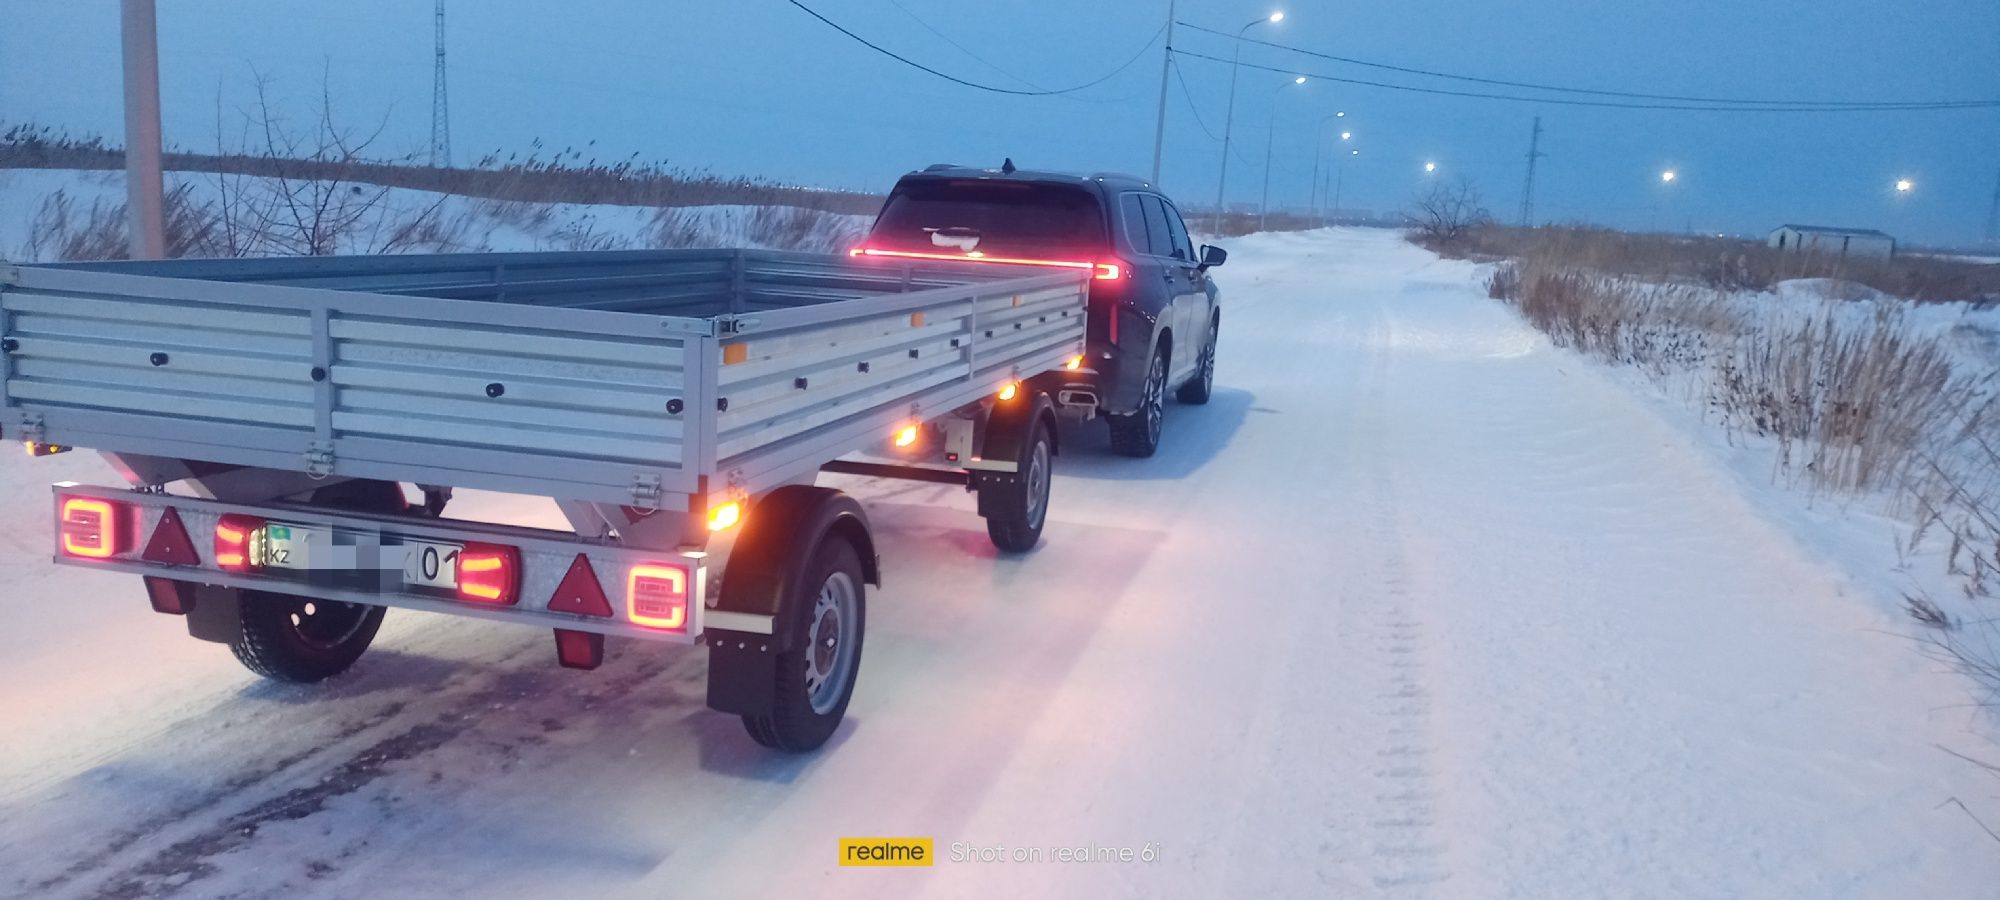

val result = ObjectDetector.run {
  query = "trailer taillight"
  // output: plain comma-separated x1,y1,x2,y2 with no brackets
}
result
456,543,522,605
213,514,266,572
998,381,1020,402
59,496,129,559
627,564,690,632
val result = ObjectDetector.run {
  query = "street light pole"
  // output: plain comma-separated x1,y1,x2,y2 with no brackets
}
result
1260,77,1305,231
1148,0,1176,185
120,0,166,259
1309,114,1346,226
1212,11,1283,231
1333,148,1357,217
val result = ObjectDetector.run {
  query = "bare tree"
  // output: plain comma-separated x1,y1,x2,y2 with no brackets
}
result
1411,176,1493,249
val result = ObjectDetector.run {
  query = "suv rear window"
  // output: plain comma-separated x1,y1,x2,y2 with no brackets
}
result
870,180,1106,256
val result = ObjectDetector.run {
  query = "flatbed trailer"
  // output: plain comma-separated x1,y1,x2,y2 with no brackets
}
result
1,248,1088,751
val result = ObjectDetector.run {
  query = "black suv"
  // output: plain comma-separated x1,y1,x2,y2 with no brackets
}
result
855,162,1226,457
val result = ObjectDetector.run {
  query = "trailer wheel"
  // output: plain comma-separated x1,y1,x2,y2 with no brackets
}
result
978,415,1053,552
223,480,399,682
231,593,386,683
1108,344,1167,457
742,538,867,752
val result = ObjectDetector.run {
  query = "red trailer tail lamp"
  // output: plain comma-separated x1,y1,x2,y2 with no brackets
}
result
456,542,522,605
59,496,131,559
627,564,690,632
213,514,267,572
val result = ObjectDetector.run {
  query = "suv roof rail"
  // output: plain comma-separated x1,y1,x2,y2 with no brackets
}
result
922,163,961,172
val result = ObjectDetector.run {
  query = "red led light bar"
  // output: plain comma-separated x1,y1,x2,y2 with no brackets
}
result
850,247,1122,280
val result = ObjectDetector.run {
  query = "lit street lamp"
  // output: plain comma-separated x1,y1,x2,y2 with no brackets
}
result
1895,178,1914,193
1259,76,1307,230
1424,161,1438,173
1213,11,1286,230
1661,170,1677,183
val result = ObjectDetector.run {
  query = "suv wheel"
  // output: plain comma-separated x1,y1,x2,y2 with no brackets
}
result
1109,346,1166,458
1176,327,1217,405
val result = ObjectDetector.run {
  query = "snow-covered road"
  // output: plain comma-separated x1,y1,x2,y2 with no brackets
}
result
2,228,1993,898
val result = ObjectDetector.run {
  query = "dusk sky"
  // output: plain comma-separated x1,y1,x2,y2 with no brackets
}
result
3,0,1996,244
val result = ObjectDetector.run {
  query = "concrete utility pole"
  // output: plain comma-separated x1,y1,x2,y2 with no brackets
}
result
1148,0,1175,185
1518,117,1543,227
431,0,451,168
120,0,167,260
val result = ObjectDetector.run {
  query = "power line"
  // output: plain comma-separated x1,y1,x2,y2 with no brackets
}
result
881,0,1042,91
1170,49,2000,112
1169,58,1258,167
781,0,1161,97
1174,21,2000,110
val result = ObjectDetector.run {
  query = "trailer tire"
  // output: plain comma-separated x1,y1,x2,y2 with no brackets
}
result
1108,344,1167,457
225,479,399,682
978,416,1054,553
742,538,867,752
231,593,386,683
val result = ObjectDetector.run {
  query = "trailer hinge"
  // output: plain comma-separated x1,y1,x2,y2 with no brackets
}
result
304,441,336,478
715,315,762,335
630,474,664,509
18,413,45,444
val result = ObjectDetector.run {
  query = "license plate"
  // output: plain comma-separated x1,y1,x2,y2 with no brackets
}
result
259,523,326,571
402,540,463,591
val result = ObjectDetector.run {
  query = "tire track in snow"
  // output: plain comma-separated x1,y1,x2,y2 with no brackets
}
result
51,640,696,900
1356,305,1452,894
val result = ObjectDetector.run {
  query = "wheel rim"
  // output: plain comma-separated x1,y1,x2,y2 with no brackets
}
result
1024,438,1051,529
1144,353,1165,442
280,597,371,650
803,571,859,715
1199,339,1215,392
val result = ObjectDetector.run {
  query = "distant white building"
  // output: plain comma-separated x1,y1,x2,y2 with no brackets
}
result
1767,224,1895,259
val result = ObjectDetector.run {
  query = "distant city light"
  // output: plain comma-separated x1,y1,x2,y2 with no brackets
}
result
1895,178,1914,193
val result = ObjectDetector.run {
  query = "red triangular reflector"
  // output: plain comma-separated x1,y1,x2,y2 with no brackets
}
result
142,508,201,566
548,554,613,618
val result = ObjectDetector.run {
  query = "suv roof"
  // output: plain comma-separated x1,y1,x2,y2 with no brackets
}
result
903,163,1155,196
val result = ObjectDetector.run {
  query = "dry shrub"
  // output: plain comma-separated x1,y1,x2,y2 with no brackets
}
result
1445,224,2000,304
1713,309,1970,493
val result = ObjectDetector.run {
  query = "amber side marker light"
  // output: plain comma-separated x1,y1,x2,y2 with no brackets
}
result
997,382,1019,402
707,501,742,532
893,425,920,448
1066,355,1084,371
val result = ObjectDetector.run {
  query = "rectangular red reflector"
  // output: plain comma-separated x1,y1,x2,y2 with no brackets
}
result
213,513,266,573
627,564,689,632
456,542,521,605
60,496,129,559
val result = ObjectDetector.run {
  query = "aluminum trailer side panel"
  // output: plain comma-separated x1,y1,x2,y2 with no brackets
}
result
0,251,1086,513
1,263,705,506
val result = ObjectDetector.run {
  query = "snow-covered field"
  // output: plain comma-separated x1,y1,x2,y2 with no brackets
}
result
3,228,1997,898
0,168,871,259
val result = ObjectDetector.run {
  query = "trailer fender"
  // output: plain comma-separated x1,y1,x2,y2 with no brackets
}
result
973,389,1058,517
707,485,878,717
